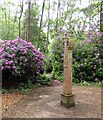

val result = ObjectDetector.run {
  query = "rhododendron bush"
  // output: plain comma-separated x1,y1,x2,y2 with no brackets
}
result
0,38,44,85
73,32,103,82
49,32,103,82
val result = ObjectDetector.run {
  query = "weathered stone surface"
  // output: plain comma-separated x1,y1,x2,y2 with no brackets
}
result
61,38,75,108
61,94,75,108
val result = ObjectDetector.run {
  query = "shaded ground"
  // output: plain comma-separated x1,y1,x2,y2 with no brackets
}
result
2,84,101,118
2,93,26,111
2,80,61,111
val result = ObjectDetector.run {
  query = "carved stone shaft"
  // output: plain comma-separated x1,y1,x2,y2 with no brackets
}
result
61,39,75,108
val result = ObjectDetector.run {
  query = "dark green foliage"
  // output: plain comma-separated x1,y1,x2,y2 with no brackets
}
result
73,43,99,82
49,32,103,82
35,31,47,53
50,40,63,80
73,33,103,82
44,56,52,73
52,61,63,81
36,73,51,85
2,80,34,94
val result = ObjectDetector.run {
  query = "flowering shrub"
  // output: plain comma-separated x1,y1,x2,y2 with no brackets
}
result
49,32,103,82
73,32,103,82
73,44,100,82
0,38,44,85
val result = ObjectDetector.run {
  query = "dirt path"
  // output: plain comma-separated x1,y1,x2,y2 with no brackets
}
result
2,85,101,118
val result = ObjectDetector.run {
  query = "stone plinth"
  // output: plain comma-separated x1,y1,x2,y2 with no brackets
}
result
61,94,75,108
60,38,75,108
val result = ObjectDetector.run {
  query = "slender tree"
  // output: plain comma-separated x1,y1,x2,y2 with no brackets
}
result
37,0,46,48
18,0,23,38
13,3,19,37
100,1,103,32
100,0,103,50
55,0,60,32
4,4,7,28
6,3,10,39
3,2,8,39
45,0,50,55
28,0,31,41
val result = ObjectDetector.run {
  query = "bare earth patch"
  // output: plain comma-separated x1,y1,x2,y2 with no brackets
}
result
2,84,101,118
2,93,26,111
2,80,61,111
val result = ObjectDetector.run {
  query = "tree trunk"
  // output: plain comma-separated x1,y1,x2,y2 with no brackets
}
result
26,28,28,40
28,0,31,41
18,18,20,37
45,0,50,55
37,0,46,49
13,6,18,37
55,0,60,32
4,5,7,39
100,1,103,47
100,1,103,32
6,5,10,40
18,0,23,38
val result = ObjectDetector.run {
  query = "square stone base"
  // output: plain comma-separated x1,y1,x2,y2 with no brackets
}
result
60,94,75,108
